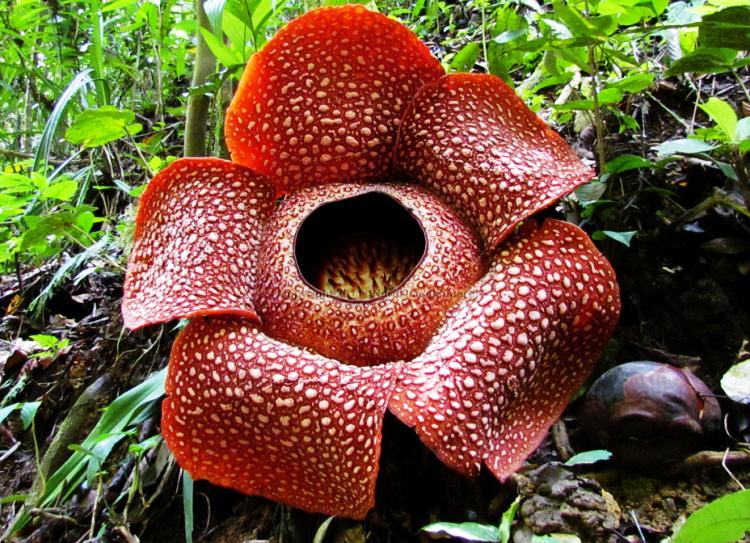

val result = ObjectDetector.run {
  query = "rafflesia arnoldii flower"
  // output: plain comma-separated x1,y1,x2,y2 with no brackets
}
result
122,5,621,519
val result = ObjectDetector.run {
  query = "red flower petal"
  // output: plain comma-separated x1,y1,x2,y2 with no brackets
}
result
225,5,444,195
394,74,595,251
162,316,400,518
388,219,620,478
123,158,275,330
255,183,485,366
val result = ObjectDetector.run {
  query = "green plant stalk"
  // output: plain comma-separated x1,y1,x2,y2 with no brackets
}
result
89,0,108,107
733,148,750,210
587,46,606,171
184,0,217,157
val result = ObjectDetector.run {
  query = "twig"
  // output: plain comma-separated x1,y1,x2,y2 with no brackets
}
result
551,420,574,461
722,448,746,491
670,187,750,229
667,449,750,475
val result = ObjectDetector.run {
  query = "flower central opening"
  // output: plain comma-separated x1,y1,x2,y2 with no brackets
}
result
295,192,426,301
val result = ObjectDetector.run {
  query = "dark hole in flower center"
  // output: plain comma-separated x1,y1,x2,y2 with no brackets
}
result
295,192,426,301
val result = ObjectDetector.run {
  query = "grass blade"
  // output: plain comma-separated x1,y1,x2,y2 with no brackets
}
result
33,70,93,173
182,470,194,543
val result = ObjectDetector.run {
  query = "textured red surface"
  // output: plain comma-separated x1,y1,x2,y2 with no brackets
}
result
225,5,444,194
123,158,275,329
395,74,595,251
254,183,485,366
124,6,623,521
162,316,400,519
389,220,620,479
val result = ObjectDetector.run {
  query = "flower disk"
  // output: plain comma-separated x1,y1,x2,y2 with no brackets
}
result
225,5,444,195
255,183,486,367
395,74,595,250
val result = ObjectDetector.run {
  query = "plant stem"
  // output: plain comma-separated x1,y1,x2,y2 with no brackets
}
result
584,0,606,172
733,147,750,210
89,0,108,106
184,0,217,157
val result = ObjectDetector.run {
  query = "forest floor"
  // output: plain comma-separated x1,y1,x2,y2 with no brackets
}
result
1,55,750,543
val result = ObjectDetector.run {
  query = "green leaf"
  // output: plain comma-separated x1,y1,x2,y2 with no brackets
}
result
450,42,481,73
597,87,624,104
532,535,582,543
204,0,227,36
666,47,737,76
699,6,750,51
41,179,78,201
0,404,21,426
592,230,637,246
575,181,607,206
421,522,500,542
700,98,738,141
720,359,750,405
656,138,717,156
735,117,750,143
19,401,41,430
34,70,93,172
565,449,612,466
552,1,603,41
605,154,654,174
673,490,750,543
199,27,243,69
499,496,521,543
607,72,654,93
65,106,142,147
313,516,335,543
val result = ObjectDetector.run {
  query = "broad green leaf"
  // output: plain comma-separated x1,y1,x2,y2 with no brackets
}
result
421,522,500,542
605,154,654,174
19,401,41,430
494,28,528,44
20,211,77,250
699,6,750,51
575,181,607,206
553,1,602,40
656,138,716,156
721,359,750,405
700,98,738,141
199,27,243,69
607,73,654,93
597,87,624,104
29,334,60,348
666,47,737,76
65,106,142,147
592,230,637,246
450,42,481,73
565,449,612,466
41,180,78,201
673,490,750,543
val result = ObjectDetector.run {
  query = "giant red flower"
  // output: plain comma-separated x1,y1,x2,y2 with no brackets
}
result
123,5,620,519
